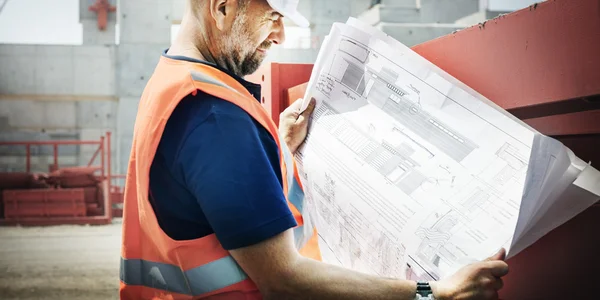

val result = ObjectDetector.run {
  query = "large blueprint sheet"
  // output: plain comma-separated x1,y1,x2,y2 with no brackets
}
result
295,19,600,281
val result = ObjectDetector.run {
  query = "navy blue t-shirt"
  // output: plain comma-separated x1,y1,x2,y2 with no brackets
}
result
148,52,297,250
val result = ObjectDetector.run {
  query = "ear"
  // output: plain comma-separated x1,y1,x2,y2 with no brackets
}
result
208,0,238,31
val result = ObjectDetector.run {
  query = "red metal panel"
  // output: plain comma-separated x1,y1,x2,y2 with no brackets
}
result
3,189,87,218
523,110,600,136
246,63,314,124
523,110,600,164
500,206,600,299
412,0,600,117
405,1,600,297
556,134,600,166
285,82,309,109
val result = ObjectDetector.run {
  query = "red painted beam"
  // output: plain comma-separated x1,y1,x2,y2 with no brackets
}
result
412,0,600,117
524,110,600,136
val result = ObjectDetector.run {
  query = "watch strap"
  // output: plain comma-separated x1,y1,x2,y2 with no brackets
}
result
414,281,435,300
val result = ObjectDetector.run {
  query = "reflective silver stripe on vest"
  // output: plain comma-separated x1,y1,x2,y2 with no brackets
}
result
288,177,304,214
190,70,242,95
294,225,307,248
280,139,314,249
281,140,304,213
120,255,248,296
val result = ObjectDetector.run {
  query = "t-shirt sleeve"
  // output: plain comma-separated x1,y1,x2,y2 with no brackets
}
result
176,101,297,250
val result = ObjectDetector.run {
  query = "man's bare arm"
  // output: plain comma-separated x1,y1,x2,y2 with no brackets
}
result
229,228,418,300
230,228,509,300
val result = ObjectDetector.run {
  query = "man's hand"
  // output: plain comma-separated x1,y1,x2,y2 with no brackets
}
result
431,248,509,300
278,98,316,154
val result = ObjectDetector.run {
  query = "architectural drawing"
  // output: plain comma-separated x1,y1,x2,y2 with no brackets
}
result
339,39,369,63
412,209,461,279
296,19,600,281
327,39,479,163
363,66,478,163
312,101,428,197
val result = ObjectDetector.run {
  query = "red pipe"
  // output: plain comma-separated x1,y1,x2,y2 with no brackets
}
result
88,141,103,168
106,132,112,219
100,136,105,178
25,145,31,173
53,144,58,171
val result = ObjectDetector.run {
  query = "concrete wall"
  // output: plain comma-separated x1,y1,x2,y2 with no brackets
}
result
0,45,116,96
0,44,117,172
487,0,542,11
0,99,117,172
377,23,464,46
420,0,479,23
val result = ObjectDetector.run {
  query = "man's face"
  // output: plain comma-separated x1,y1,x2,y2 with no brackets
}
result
220,0,286,77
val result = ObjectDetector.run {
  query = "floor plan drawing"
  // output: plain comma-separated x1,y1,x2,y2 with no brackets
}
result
339,38,369,63
311,101,429,198
364,69,478,163
326,38,479,163
410,208,461,279
296,19,600,281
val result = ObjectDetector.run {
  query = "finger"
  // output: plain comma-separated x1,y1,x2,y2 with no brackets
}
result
492,278,504,290
485,248,506,261
487,290,499,300
300,98,317,115
485,261,509,277
297,98,316,122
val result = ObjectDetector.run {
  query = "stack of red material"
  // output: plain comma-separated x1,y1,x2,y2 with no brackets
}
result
1,167,105,219
45,166,102,188
0,172,49,218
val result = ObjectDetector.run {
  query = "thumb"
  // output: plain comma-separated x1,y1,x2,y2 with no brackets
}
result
485,248,506,262
485,260,509,277
298,98,316,122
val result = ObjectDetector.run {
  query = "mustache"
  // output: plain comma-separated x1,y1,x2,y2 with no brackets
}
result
259,41,272,50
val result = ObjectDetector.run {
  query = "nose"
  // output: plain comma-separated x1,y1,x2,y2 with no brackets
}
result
269,20,286,45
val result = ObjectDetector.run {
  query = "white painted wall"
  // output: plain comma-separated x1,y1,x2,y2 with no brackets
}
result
0,0,83,45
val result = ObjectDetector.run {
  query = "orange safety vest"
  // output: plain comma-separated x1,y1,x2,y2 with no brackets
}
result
119,56,322,299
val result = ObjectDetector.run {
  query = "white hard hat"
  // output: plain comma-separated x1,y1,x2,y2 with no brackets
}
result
265,0,309,28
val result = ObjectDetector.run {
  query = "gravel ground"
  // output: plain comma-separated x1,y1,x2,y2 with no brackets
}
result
0,221,122,300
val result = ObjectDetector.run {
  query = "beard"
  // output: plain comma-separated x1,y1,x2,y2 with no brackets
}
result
220,14,271,77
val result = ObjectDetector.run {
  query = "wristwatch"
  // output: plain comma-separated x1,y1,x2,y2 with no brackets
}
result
414,281,436,300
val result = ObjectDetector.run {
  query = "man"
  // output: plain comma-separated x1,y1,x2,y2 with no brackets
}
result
119,0,509,299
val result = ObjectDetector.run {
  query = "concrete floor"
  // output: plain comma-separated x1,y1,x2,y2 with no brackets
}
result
0,221,122,300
